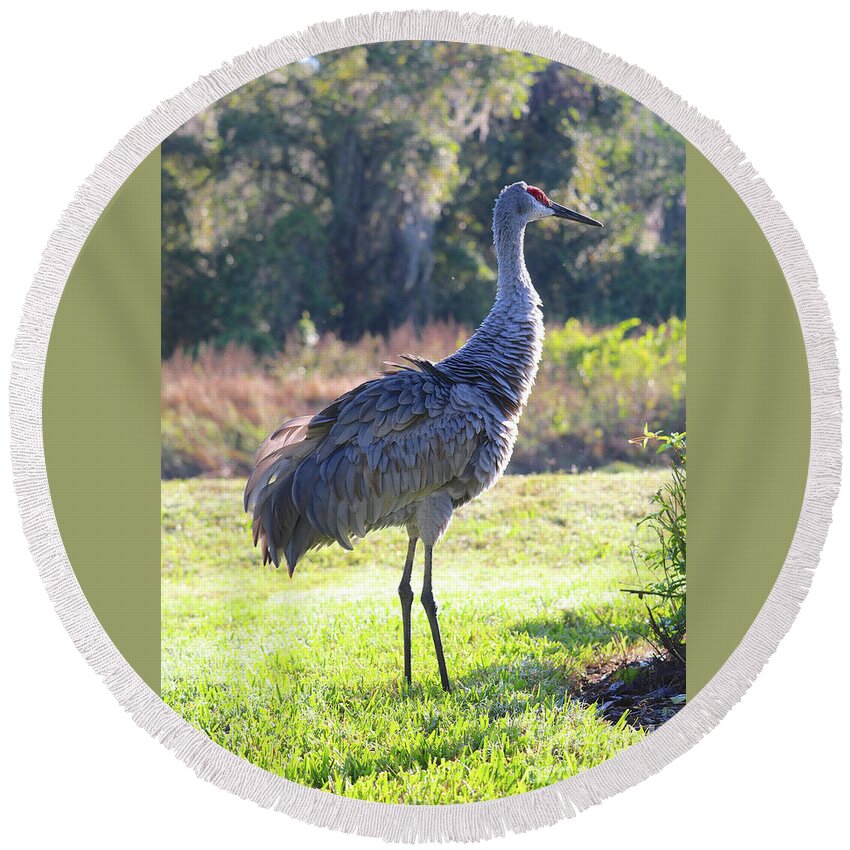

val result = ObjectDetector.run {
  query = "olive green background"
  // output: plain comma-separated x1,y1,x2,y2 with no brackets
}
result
43,149,161,692
41,142,810,701
686,143,809,695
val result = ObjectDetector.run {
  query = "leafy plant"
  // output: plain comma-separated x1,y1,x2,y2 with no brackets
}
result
622,427,686,662
520,317,685,471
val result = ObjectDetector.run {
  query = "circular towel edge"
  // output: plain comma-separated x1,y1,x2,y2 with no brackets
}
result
8,9,842,843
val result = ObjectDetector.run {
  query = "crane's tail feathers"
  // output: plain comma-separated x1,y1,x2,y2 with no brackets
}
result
243,415,314,512
244,415,324,575
283,517,317,576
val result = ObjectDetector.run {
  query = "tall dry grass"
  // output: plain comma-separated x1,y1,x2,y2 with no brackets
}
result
162,318,684,478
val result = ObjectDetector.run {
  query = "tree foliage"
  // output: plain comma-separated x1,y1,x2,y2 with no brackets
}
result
162,43,685,356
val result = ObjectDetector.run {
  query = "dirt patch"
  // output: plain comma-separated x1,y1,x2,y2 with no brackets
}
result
578,653,686,732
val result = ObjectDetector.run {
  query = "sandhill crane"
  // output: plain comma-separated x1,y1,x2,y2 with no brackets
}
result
244,182,602,691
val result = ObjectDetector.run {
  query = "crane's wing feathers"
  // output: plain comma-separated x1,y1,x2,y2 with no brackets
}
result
244,361,488,574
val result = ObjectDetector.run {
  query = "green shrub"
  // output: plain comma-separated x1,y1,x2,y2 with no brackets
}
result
622,427,686,662
515,317,685,471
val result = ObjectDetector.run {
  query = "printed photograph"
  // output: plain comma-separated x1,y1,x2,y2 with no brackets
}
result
161,41,686,804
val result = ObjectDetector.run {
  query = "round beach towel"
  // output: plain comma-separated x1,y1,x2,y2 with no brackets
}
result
9,10,841,842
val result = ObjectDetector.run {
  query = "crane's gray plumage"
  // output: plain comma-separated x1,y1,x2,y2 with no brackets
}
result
245,360,491,567
244,181,602,690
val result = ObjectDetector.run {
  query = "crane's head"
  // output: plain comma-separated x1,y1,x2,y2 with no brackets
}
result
495,181,603,228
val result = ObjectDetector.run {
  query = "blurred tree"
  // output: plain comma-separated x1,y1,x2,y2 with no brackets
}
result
162,43,685,356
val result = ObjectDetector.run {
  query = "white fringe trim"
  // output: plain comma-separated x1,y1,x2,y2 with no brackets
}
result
8,9,841,843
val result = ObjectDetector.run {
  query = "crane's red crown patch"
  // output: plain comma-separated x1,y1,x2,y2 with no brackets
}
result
526,185,551,206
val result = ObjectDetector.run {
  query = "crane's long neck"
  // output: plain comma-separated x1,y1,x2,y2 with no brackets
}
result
440,215,545,417
494,215,533,292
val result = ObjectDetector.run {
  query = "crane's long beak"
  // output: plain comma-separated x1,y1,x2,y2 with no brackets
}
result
550,202,604,228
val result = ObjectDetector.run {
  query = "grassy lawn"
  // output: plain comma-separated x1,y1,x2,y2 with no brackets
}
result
162,469,668,804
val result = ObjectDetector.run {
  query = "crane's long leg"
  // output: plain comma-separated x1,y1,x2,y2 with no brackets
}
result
421,544,451,692
398,536,417,688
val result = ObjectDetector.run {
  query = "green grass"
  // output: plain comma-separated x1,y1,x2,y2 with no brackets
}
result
162,469,668,803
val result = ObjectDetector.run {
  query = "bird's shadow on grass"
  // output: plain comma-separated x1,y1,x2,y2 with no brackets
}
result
505,605,685,732
509,604,647,653
448,604,651,723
